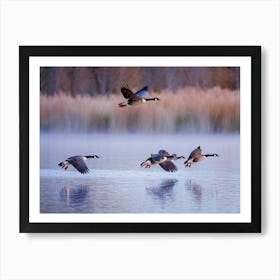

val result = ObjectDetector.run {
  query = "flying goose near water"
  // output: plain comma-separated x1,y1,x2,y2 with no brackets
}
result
184,146,219,167
118,86,160,107
141,149,185,172
58,155,99,174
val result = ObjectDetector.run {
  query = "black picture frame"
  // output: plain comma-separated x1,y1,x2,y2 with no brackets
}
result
20,46,261,233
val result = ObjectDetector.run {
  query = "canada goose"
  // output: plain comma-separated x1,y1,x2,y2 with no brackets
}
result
118,86,160,107
58,155,99,174
141,149,185,172
184,146,219,167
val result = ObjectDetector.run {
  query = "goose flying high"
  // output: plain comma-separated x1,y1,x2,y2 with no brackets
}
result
118,86,160,107
141,149,185,172
184,146,219,168
58,155,99,174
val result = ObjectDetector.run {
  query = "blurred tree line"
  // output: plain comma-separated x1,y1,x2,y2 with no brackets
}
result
40,67,240,96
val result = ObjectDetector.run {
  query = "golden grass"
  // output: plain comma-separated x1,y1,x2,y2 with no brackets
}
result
40,87,240,133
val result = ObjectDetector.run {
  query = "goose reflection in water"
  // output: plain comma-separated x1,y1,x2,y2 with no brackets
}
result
60,185,89,208
146,179,178,204
185,179,203,202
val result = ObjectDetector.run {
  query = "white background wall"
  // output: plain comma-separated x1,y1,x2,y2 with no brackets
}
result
0,1,279,279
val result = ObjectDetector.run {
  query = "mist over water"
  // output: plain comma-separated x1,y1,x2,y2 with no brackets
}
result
40,67,240,214
40,132,240,213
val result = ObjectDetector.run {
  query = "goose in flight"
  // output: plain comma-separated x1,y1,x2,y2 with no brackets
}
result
141,149,185,172
58,155,99,174
184,146,219,167
118,86,160,107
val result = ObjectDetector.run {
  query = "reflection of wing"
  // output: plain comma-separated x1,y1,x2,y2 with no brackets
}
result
135,86,148,98
187,146,202,160
60,185,89,205
70,158,89,174
159,179,178,188
159,161,178,172
120,87,135,99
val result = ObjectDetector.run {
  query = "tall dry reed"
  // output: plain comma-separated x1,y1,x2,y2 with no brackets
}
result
40,87,240,133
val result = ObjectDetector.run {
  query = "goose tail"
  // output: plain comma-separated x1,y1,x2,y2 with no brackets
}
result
140,159,151,168
58,161,69,170
118,101,128,107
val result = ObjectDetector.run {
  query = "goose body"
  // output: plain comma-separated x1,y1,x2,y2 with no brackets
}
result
141,149,185,172
118,86,160,107
58,155,99,174
184,146,219,167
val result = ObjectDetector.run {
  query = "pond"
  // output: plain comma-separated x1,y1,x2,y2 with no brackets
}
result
40,132,240,213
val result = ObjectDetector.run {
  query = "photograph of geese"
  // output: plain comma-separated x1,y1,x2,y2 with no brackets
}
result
40,66,240,214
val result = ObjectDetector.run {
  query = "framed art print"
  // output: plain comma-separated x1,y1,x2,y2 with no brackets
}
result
19,46,261,233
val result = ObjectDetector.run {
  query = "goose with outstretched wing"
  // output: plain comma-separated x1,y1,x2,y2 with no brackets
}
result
184,146,219,167
141,149,185,172
118,86,160,107
58,155,99,174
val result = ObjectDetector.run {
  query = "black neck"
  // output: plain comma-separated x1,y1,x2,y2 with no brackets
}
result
176,156,185,159
166,155,184,160
204,154,217,157
86,155,98,158
166,155,174,159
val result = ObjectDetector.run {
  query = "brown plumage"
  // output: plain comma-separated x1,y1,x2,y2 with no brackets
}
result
184,146,219,167
118,86,160,107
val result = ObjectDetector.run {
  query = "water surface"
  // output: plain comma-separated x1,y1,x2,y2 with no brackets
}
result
40,133,240,213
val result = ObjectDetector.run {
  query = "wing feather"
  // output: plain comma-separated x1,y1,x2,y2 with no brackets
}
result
120,87,135,99
135,86,148,98
69,157,89,174
159,161,178,172
151,153,163,162
187,146,202,161
158,149,170,156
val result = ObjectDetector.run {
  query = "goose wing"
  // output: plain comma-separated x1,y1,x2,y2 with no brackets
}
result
135,86,148,98
151,153,164,162
159,161,178,172
120,87,136,99
158,149,170,156
68,157,89,174
187,146,202,161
